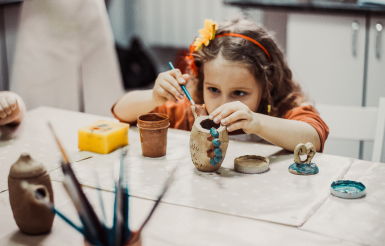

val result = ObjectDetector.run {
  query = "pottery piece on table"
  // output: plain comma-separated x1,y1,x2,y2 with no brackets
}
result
8,153,55,234
234,155,269,174
190,105,229,172
288,142,319,175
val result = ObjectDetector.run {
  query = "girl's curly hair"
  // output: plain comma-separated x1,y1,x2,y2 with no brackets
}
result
188,17,306,117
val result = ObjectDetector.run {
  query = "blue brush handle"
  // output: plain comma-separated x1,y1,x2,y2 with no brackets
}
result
168,62,195,105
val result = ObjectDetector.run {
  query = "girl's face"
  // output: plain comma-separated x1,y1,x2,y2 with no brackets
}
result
203,55,263,114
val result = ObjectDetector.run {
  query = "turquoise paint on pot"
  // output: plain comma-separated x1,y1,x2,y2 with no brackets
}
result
214,148,222,157
210,158,217,166
212,139,221,147
210,128,219,138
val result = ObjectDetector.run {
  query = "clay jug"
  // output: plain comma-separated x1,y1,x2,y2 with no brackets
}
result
190,105,229,172
8,153,55,234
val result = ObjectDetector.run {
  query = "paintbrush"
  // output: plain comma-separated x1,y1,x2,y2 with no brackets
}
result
93,170,107,226
112,149,128,246
168,62,195,105
48,123,108,246
128,166,177,244
122,152,131,243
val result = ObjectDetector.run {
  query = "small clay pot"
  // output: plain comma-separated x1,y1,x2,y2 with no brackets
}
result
190,116,229,172
8,153,55,234
137,113,170,158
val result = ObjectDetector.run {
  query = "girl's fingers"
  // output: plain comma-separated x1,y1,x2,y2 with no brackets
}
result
164,74,185,97
169,69,187,86
226,120,245,132
181,74,190,83
159,77,184,100
6,95,17,110
212,106,237,124
209,104,227,120
0,98,12,115
220,110,248,125
0,105,7,119
165,91,178,103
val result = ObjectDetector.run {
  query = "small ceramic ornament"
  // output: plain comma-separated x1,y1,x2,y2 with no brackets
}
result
8,153,55,234
288,142,319,175
190,105,229,172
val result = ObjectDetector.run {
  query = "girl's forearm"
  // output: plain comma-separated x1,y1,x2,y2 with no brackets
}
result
113,90,158,122
254,113,321,152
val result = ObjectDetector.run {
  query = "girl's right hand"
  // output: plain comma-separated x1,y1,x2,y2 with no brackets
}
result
152,69,190,106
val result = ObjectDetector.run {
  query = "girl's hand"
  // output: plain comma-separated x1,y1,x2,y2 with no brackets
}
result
209,101,260,134
0,91,23,125
152,69,190,106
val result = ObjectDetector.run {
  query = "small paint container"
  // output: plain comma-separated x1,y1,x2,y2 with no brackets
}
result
234,155,269,174
330,180,366,199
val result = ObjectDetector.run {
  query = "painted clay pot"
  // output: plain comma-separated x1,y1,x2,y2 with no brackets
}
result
190,112,229,172
8,153,55,234
137,113,170,158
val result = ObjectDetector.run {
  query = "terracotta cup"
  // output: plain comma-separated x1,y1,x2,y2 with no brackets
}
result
137,113,170,158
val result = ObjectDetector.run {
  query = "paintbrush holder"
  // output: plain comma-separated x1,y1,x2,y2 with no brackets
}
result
190,116,229,172
84,231,142,246
8,153,54,234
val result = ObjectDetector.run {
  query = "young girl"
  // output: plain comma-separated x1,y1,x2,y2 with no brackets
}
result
112,18,329,152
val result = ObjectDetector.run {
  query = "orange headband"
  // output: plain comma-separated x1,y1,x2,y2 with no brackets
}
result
186,33,272,76
215,33,271,61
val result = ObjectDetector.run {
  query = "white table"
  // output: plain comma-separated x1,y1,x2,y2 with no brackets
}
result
0,106,383,246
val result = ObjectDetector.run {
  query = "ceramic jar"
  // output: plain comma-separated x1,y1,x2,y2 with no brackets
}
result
137,113,170,158
8,153,55,234
190,115,229,172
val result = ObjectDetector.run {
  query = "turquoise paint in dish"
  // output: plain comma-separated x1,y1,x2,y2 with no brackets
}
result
330,180,366,199
288,162,319,175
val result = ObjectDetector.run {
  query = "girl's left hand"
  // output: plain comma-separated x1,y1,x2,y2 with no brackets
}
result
209,101,259,134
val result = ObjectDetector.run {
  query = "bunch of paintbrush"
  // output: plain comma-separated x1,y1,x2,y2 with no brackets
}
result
40,123,177,246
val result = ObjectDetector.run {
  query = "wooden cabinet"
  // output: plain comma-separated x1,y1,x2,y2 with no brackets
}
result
286,13,372,159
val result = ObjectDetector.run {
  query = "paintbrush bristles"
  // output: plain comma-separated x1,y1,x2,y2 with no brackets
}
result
47,122,70,164
138,166,178,233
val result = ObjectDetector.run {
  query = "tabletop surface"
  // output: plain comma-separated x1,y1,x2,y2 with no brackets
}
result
0,106,383,246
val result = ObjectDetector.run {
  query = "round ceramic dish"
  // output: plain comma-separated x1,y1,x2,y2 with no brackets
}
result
330,180,366,199
234,155,269,174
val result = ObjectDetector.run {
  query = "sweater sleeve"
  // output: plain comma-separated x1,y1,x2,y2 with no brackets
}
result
283,105,329,152
111,97,194,131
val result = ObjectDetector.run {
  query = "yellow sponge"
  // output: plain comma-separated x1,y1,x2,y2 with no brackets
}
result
78,120,129,154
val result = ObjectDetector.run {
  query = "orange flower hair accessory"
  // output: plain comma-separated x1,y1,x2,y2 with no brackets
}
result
193,19,218,51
